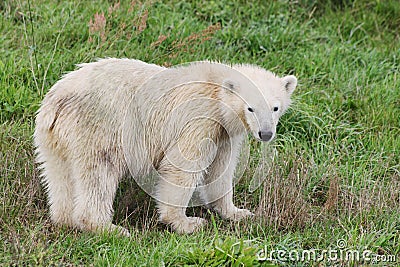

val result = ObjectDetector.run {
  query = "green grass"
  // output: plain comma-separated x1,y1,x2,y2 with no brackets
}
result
1,0,399,266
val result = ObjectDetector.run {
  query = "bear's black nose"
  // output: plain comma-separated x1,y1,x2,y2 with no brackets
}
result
258,131,273,142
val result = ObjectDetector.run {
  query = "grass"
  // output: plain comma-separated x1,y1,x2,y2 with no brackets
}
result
1,0,399,266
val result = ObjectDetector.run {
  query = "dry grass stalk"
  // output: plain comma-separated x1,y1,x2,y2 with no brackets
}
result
128,0,139,13
323,176,339,212
151,34,168,48
108,1,120,16
136,9,148,34
167,23,221,59
255,159,312,230
88,12,107,43
340,173,400,219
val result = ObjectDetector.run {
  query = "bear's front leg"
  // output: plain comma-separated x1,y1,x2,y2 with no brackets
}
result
201,136,254,221
154,132,221,233
156,170,206,234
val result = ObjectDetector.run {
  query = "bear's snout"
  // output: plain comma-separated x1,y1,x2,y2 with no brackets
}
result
258,131,273,142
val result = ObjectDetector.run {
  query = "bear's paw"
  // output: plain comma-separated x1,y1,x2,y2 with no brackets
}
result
225,208,254,221
173,216,207,234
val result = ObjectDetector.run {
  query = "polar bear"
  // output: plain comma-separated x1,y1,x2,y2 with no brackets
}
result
34,59,297,235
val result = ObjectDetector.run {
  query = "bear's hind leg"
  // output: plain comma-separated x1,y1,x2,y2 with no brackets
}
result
71,162,129,236
40,154,74,227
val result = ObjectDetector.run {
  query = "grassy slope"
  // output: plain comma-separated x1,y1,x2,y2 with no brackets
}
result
1,0,399,266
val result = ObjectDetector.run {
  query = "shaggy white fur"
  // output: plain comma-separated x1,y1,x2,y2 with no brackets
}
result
34,59,297,235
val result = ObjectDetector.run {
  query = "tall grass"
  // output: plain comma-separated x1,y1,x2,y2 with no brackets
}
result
1,0,399,265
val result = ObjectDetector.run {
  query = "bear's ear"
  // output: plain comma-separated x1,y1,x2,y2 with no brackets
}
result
282,75,297,95
222,79,239,91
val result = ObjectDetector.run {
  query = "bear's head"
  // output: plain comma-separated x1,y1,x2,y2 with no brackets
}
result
219,65,297,142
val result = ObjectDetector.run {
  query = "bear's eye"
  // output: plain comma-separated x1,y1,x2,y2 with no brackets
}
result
273,107,279,112
247,107,254,112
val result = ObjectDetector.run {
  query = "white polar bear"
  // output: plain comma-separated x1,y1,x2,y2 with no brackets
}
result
34,58,297,235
